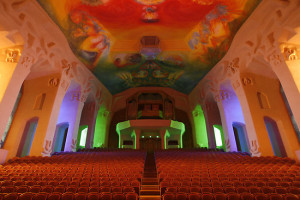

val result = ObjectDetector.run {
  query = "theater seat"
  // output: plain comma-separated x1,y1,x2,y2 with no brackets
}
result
3,193,18,200
33,193,48,200
61,193,75,200
163,193,175,200
19,192,35,200
189,193,202,200
87,193,99,200
74,193,86,200
125,193,138,200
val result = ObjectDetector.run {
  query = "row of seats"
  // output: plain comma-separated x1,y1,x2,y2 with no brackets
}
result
0,151,146,199
0,185,138,194
162,192,299,200
0,180,140,187
0,192,138,200
155,150,300,199
162,186,300,195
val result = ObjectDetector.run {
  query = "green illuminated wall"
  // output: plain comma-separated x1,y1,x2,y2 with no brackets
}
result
193,105,208,148
213,124,226,151
93,106,109,148
77,125,88,149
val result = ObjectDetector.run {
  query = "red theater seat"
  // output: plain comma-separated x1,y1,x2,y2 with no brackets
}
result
19,192,35,200
163,193,175,200
215,193,227,200
46,193,61,200
113,193,126,200
202,193,214,200
227,193,241,200
3,193,19,200
176,193,187,200
61,192,75,200
189,193,202,200
33,192,48,200
100,193,112,200
125,193,138,200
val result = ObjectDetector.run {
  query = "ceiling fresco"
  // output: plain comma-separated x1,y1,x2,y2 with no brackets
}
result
37,0,260,94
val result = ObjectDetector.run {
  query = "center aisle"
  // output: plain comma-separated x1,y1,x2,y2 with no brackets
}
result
140,152,161,200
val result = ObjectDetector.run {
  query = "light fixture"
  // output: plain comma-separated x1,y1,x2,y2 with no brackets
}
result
150,136,152,138
156,136,159,138
142,136,144,138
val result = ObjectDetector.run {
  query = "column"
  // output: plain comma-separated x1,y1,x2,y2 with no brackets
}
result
160,129,167,149
0,55,33,141
134,129,141,150
41,74,70,156
85,103,100,149
64,101,85,152
216,100,237,152
233,78,261,157
202,105,216,149
270,51,300,132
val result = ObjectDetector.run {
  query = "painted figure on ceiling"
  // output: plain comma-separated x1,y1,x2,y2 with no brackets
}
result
142,6,159,22
70,10,110,67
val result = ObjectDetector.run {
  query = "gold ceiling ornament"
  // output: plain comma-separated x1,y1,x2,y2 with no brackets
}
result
81,0,110,6
135,0,166,5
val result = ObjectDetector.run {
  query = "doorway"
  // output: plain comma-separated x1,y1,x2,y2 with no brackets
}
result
264,117,287,157
53,123,69,152
213,125,225,151
17,118,39,157
232,123,249,153
140,138,161,152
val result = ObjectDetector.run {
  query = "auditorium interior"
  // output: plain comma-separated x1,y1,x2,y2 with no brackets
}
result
0,0,299,199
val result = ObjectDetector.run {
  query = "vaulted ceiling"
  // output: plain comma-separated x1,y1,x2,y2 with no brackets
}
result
37,0,260,94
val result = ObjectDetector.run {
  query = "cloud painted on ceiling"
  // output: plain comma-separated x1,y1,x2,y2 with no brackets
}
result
37,0,260,94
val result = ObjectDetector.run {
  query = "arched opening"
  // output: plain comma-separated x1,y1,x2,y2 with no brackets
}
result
93,105,109,148
55,81,81,152
17,117,39,157
213,125,225,151
232,123,249,153
204,94,222,149
264,117,287,157
77,125,88,149
53,123,69,152
219,80,249,152
78,94,97,149
241,55,298,157
192,105,208,148
108,109,126,149
175,109,193,149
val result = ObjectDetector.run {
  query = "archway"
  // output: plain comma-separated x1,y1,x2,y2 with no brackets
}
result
17,117,39,157
219,80,249,152
175,109,193,149
213,125,225,151
203,94,222,149
240,55,298,157
192,105,208,148
78,93,98,149
53,123,69,152
264,117,287,157
232,123,249,153
77,125,88,149
108,109,126,149
55,81,81,152
93,105,109,148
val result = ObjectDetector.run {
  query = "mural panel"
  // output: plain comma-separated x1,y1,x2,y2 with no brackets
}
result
37,0,260,94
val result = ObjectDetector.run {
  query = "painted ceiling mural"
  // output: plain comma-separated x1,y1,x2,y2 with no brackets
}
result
37,0,260,94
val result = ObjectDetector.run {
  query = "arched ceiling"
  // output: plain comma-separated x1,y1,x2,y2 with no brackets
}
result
37,0,260,94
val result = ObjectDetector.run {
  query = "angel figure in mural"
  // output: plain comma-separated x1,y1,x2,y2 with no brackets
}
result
70,10,110,67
